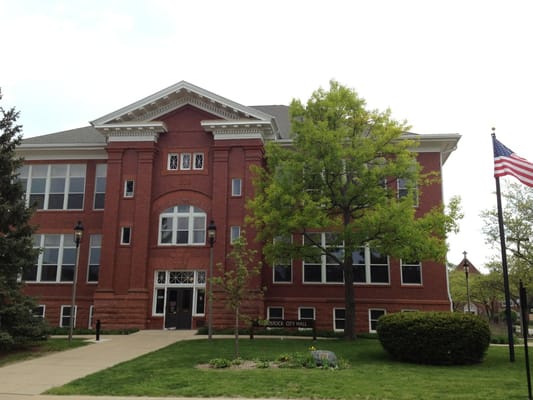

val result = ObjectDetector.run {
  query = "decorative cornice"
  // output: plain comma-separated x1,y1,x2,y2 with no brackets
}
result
94,122,167,143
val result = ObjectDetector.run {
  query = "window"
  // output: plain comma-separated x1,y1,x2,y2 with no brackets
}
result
181,153,191,170
19,164,86,210
60,305,77,328
231,178,242,196
401,260,422,285
158,205,206,245
267,307,283,321
230,226,241,243
194,153,204,170
93,164,107,209
273,235,292,283
333,308,345,331
298,307,315,330
33,305,45,319
369,309,386,332
88,305,94,329
121,227,131,245
124,180,135,198
88,235,102,282
352,246,389,284
168,153,179,170
303,232,344,283
23,234,77,283
397,177,419,206
152,270,207,317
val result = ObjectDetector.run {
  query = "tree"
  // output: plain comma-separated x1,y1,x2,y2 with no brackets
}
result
211,234,262,358
0,89,48,349
481,182,533,301
249,81,460,339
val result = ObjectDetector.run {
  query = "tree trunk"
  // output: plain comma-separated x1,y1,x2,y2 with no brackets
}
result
234,307,240,359
343,256,356,340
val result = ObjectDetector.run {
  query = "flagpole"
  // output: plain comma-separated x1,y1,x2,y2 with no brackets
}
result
492,131,515,362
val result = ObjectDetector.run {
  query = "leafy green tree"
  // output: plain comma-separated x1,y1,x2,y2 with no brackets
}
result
0,89,48,349
249,81,461,339
481,182,533,301
211,234,262,358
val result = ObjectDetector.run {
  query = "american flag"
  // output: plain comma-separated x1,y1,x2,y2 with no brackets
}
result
493,137,533,187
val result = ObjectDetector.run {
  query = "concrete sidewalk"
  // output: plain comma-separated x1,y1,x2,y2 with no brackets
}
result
0,330,203,400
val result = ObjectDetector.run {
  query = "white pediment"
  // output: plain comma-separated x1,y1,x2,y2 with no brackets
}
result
90,81,275,126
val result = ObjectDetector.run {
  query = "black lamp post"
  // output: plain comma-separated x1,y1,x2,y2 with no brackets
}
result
207,220,216,341
463,251,471,314
68,221,84,343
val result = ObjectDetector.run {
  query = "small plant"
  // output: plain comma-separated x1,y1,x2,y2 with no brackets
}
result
208,358,231,369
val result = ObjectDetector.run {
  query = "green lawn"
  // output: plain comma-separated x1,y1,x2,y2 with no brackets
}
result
46,338,531,400
0,338,90,367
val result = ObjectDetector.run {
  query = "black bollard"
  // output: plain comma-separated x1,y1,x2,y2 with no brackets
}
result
96,319,101,341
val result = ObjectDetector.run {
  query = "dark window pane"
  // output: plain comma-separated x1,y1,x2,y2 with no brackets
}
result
94,193,105,209
48,194,64,209
41,265,57,281
274,265,292,282
67,194,84,209
160,231,172,244
300,308,314,319
177,231,188,244
88,265,99,282
156,289,165,314
269,308,283,319
29,194,44,209
326,265,343,282
60,265,74,282
402,264,421,284
353,265,366,282
304,265,321,282
371,265,389,283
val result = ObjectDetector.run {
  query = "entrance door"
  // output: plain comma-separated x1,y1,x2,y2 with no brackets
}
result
164,288,193,329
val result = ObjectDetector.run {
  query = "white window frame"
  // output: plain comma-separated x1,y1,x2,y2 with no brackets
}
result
87,234,102,282
397,177,419,207
88,305,95,329
24,234,77,283
353,246,390,285
302,232,345,284
298,307,315,330
193,152,204,170
19,164,86,210
401,260,422,285
168,153,179,170
33,305,46,319
121,227,131,245
180,153,192,170
333,308,345,332
267,306,284,321
230,226,241,243
152,270,207,317
124,180,135,198
60,305,77,328
93,164,107,210
231,178,242,196
368,308,386,333
158,205,206,246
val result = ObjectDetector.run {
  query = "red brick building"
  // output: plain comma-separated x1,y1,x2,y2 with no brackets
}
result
16,81,460,333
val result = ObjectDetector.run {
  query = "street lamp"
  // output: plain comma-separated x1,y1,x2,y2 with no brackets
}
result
463,251,471,314
68,221,84,343
207,220,216,341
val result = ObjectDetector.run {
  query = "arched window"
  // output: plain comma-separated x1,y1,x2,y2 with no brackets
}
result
159,205,206,245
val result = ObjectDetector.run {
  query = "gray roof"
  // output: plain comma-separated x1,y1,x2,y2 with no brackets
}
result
251,105,291,139
22,126,105,145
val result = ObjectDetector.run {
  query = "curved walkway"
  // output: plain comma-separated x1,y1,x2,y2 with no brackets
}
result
0,330,229,400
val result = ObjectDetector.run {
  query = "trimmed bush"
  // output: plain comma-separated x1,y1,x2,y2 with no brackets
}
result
376,311,491,365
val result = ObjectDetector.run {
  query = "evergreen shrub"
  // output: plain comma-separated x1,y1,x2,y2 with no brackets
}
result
376,311,490,365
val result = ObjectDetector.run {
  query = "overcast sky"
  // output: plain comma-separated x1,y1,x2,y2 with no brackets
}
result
2,0,533,269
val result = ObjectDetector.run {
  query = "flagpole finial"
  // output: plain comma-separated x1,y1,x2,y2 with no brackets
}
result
491,127,496,138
